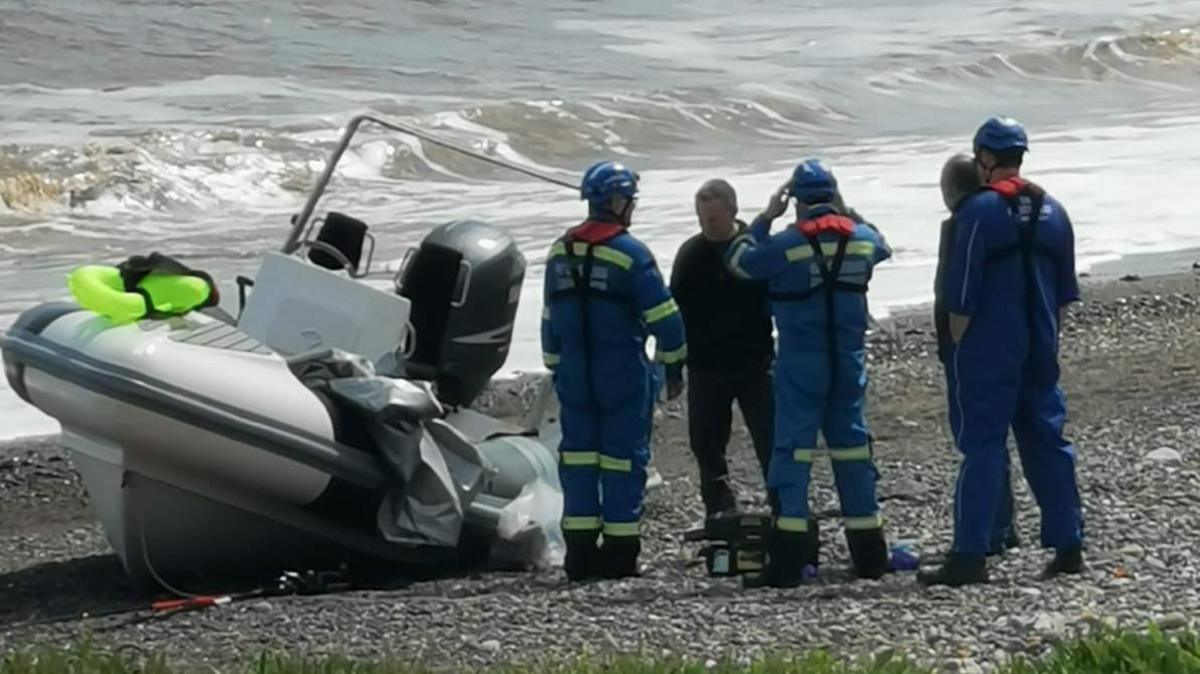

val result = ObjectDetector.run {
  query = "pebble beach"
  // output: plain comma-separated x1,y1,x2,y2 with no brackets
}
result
2,263,1199,672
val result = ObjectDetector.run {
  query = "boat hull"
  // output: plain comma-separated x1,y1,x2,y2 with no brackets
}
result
2,303,556,590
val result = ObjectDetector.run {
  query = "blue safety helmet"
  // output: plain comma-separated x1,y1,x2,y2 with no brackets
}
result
790,157,838,205
580,160,639,206
973,116,1029,155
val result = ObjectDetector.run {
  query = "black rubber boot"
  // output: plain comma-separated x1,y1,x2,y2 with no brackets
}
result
917,553,988,587
598,536,642,579
805,517,821,570
563,530,600,582
1042,546,1085,579
762,528,816,588
846,528,889,580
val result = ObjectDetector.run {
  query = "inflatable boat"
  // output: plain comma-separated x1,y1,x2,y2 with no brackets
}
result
0,114,566,591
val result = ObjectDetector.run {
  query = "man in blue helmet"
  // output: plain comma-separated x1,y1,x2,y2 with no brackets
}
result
726,159,891,587
541,160,687,581
919,117,1085,587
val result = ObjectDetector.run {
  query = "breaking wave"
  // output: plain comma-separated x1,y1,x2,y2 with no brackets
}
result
871,25,1200,91
2,20,1199,220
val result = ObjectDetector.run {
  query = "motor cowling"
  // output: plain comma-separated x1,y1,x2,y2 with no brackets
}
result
398,220,525,408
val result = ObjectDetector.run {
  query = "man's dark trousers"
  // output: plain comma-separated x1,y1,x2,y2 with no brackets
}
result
687,364,775,516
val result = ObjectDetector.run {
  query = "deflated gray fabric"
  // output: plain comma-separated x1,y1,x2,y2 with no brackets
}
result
289,348,376,382
288,349,562,564
327,376,444,430
323,373,486,548
424,419,486,504
370,422,465,547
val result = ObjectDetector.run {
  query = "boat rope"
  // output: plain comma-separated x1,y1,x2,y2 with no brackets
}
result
380,117,578,190
138,510,206,599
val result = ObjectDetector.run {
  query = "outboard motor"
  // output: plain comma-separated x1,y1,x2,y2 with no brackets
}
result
398,220,525,408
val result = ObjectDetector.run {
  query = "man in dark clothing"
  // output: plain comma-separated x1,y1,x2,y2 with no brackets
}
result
670,179,776,518
935,154,1020,557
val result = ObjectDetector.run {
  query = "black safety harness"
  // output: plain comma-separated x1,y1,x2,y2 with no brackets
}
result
550,230,631,413
763,215,880,479
767,217,869,387
981,182,1049,345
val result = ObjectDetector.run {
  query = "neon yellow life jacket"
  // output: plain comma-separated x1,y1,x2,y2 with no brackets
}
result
67,253,219,324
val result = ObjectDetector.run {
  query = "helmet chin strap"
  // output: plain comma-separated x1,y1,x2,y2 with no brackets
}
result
616,196,635,226
588,196,635,225
975,153,997,184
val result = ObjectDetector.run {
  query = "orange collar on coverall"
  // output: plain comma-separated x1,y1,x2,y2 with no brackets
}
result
568,221,625,244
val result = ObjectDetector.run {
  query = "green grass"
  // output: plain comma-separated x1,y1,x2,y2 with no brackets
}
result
5,628,1200,674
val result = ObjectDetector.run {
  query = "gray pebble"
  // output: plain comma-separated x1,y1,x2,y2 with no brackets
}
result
1160,613,1189,630
1120,543,1146,558
1146,447,1182,463
941,659,984,674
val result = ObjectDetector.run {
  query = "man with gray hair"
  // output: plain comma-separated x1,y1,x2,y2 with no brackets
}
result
935,153,1019,558
670,179,776,518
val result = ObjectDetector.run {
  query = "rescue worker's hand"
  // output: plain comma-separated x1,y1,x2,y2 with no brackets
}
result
666,378,685,401
761,181,791,221
949,313,971,344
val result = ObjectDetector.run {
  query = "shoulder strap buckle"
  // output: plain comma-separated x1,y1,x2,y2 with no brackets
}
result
805,232,851,285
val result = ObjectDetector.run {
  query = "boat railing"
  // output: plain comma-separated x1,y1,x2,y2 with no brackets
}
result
282,113,576,257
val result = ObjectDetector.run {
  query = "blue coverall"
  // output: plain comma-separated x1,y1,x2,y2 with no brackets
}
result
936,213,1016,555
941,178,1084,556
726,206,890,535
541,221,687,541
